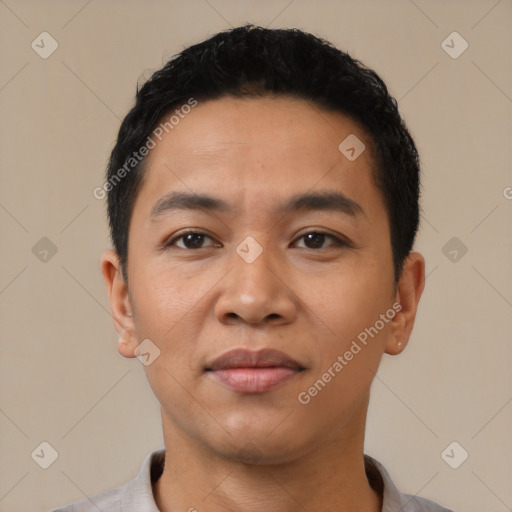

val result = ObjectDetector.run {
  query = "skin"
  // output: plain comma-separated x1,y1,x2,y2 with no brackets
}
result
102,96,425,512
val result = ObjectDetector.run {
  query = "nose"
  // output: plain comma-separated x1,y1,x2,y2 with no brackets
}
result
214,244,298,327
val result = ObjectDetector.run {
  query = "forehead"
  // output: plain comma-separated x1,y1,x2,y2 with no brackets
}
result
133,96,383,220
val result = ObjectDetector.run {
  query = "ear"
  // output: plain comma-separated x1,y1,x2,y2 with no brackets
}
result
385,251,425,356
101,250,138,358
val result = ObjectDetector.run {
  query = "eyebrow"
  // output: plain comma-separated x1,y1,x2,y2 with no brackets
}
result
150,190,364,219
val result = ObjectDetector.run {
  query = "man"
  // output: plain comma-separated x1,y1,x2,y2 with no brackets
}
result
54,24,453,511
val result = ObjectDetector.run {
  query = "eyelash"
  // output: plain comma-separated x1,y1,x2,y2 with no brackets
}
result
163,230,351,251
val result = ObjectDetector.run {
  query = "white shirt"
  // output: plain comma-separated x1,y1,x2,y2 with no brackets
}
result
50,449,453,511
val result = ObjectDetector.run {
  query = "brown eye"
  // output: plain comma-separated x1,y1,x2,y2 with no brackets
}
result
303,233,326,249
294,231,348,250
165,231,218,250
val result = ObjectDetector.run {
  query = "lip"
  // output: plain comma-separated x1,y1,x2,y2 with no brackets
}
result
205,348,305,394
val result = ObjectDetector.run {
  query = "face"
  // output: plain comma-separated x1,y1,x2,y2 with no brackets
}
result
102,96,424,464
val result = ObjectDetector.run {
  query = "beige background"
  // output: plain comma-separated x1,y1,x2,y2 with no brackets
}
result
0,1,511,511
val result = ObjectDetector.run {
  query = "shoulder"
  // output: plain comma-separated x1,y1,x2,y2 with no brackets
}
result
47,448,165,512
364,455,454,512
400,493,455,511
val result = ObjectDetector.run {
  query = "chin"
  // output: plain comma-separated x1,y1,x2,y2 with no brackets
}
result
216,441,307,466
205,423,316,466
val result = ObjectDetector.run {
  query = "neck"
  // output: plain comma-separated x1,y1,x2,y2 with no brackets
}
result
153,403,382,512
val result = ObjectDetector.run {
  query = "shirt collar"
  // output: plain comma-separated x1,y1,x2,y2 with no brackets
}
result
120,449,418,511
365,454,411,510
121,449,164,511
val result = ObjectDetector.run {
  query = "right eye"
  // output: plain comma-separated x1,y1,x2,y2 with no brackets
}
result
164,231,220,250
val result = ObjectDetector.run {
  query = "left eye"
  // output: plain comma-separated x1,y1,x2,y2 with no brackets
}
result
294,232,348,250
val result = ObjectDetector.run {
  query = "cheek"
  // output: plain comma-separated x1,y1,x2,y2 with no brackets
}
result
297,277,392,423
302,263,394,405
130,257,215,330
127,267,205,382
309,265,393,345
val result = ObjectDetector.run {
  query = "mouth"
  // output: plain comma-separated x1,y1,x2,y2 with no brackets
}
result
205,348,306,394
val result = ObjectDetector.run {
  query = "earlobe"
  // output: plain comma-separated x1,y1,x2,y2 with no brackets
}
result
117,332,138,358
101,250,138,358
385,251,425,356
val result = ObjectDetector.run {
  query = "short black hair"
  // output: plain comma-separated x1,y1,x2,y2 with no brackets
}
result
105,24,420,283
